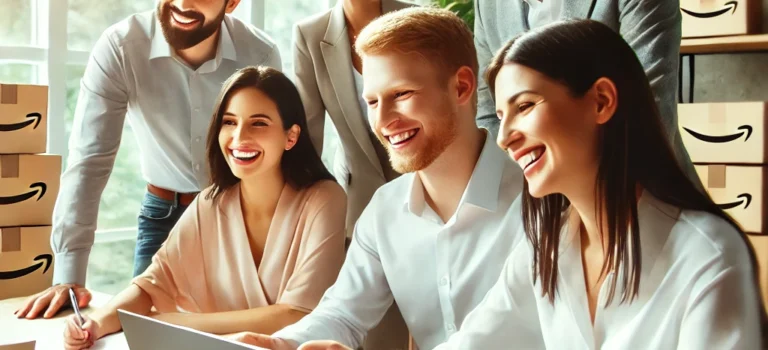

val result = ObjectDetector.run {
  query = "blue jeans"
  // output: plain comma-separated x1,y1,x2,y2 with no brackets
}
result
133,191,188,277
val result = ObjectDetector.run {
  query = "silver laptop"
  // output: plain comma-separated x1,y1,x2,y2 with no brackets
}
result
118,309,258,350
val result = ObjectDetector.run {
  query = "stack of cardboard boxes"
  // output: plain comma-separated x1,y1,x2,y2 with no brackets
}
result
677,0,767,309
680,103,768,310
0,83,61,300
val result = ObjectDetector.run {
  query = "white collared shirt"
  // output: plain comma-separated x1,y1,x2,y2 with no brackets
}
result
51,10,282,286
435,192,763,349
272,132,524,350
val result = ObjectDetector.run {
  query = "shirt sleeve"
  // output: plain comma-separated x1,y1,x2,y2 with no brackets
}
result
678,261,763,349
131,196,203,313
473,0,500,139
618,0,680,132
50,29,129,286
434,240,545,349
277,183,347,312
272,204,397,349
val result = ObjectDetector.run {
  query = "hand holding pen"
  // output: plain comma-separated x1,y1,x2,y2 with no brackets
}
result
63,287,98,350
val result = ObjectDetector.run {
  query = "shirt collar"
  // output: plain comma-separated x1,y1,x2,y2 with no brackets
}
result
150,12,172,60
149,13,237,67
558,190,681,273
403,130,507,215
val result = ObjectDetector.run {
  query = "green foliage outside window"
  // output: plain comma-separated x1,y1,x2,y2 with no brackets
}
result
433,0,474,31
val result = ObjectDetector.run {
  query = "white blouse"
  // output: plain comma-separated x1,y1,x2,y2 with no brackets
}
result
435,192,762,349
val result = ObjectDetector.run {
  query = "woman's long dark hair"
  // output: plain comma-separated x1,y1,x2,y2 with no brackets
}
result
204,66,335,202
486,19,765,316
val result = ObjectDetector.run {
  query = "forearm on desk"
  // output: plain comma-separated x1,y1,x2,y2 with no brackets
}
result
89,284,153,338
152,304,308,336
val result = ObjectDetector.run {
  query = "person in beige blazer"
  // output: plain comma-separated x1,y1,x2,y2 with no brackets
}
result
291,2,416,349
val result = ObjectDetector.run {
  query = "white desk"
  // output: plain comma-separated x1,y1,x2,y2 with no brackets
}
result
0,292,127,349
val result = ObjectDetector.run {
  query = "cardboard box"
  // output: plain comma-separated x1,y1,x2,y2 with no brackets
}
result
0,84,48,154
695,165,766,233
679,102,767,164
680,0,761,38
0,341,35,350
0,226,53,300
747,234,768,313
0,154,60,227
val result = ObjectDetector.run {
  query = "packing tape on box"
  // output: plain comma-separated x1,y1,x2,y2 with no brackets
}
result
708,164,727,189
0,155,19,178
0,84,18,104
708,104,727,124
0,227,21,252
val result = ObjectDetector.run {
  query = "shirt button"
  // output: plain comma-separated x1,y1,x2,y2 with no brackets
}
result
194,164,201,171
195,137,201,143
439,276,449,286
194,107,200,112
446,323,456,332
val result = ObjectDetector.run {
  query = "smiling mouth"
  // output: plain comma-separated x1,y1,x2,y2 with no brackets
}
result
229,149,261,164
517,147,545,171
171,11,200,27
387,129,419,147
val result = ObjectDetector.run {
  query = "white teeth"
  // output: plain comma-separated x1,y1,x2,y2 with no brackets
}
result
519,148,543,169
389,130,416,144
172,12,196,24
232,150,259,159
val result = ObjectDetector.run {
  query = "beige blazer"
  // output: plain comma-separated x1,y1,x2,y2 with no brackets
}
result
132,181,347,315
292,0,414,238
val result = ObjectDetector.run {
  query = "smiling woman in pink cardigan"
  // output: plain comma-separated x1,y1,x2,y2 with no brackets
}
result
62,66,347,350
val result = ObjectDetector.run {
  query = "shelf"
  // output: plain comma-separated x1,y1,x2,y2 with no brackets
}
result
681,34,768,55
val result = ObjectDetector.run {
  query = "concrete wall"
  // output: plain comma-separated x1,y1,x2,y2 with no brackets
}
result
680,0,768,103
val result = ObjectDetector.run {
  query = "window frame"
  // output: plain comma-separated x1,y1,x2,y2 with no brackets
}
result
1,0,423,243
0,0,277,242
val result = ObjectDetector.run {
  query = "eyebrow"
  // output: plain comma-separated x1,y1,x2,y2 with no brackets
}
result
223,112,272,120
505,90,538,105
496,89,538,113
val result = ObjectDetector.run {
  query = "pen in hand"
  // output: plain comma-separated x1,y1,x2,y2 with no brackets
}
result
68,287,86,329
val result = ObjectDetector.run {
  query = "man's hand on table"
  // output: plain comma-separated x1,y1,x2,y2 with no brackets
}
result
14,284,92,319
225,333,353,350
225,332,299,350
298,340,354,350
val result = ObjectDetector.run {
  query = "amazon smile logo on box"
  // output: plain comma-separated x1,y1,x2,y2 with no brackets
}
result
0,113,42,132
0,154,60,227
0,254,52,280
717,193,752,210
679,0,759,38
0,83,48,154
683,125,752,143
0,227,55,299
681,1,738,18
0,182,47,205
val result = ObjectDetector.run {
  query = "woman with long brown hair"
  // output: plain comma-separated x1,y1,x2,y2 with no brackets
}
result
435,19,766,349
62,66,347,349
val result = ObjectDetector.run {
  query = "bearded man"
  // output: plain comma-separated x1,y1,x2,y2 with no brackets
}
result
14,0,281,319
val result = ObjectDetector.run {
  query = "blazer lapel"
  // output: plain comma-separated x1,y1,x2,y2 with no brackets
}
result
563,0,598,19
321,3,384,176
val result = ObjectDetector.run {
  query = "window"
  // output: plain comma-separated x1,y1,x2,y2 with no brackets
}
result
264,0,328,75
67,0,156,51
0,0,32,46
0,63,35,84
3,0,426,295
